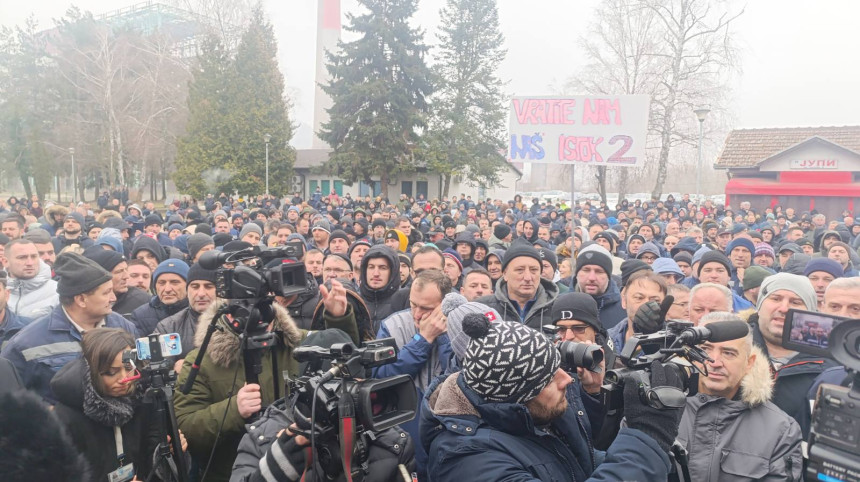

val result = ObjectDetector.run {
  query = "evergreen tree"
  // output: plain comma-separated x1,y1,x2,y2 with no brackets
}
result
319,0,433,199
425,0,508,198
176,8,294,198
174,35,233,198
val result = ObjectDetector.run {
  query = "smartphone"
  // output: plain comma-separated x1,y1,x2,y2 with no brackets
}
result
135,333,183,360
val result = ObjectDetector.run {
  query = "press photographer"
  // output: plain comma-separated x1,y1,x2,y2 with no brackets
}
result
422,314,683,481
173,244,360,482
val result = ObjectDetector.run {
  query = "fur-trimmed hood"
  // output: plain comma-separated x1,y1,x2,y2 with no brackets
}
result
193,299,303,368
738,345,773,407
45,203,69,220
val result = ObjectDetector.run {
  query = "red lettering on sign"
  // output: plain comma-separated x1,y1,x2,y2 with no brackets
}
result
582,98,622,125
558,135,604,162
513,99,577,125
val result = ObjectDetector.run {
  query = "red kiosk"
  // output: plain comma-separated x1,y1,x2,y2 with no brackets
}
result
715,126,860,219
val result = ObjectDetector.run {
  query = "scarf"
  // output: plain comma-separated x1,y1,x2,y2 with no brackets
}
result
82,358,135,427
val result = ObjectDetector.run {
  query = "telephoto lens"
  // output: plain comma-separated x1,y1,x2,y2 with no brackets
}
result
557,341,604,373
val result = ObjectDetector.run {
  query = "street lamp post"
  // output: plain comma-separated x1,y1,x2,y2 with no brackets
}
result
69,147,76,203
264,133,271,196
694,108,710,204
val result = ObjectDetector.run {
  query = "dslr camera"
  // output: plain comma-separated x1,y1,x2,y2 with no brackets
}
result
783,309,860,481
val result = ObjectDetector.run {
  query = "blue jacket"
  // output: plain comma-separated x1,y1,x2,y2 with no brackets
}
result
373,310,451,481
420,372,670,482
0,309,30,348
0,306,136,401
131,296,189,337
593,280,626,331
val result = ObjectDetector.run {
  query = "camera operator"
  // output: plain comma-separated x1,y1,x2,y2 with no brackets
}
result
677,312,802,481
230,330,415,482
173,278,360,482
749,272,840,438
422,316,681,481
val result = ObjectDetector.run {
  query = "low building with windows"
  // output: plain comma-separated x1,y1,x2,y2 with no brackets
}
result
292,148,523,202
715,126,860,219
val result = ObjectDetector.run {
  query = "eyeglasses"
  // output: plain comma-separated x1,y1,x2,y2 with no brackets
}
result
551,325,591,336
323,268,351,274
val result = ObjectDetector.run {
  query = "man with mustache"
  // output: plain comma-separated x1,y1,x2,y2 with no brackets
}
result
749,273,839,438
677,312,802,480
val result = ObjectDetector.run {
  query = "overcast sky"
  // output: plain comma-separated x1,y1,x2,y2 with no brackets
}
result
3,0,859,148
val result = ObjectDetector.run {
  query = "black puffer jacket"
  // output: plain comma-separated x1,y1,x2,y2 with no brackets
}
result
359,245,401,333
112,287,151,319
50,358,159,482
131,296,189,337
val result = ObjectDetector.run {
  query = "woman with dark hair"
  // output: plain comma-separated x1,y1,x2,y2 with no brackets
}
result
50,328,188,481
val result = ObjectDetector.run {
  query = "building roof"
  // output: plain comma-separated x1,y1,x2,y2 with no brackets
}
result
295,147,523,176
714,126,860,169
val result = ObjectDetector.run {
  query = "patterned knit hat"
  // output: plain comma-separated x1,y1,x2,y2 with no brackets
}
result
462,316,560,404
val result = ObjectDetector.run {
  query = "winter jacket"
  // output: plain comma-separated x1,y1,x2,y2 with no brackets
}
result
230,398,415,482
750,313,840,438
677,346,803,481
474,277,558,329
173,300,359,482
286,277,321,330
310,279,373,342
0,308,29,348
40,204,69,236
421,372,670,482
359,245,402,333
154,306,201,358
0,357,22,395
589,280,626,331
373,309,452,479
131,296,189,337
112,287,151,319
51,234,94,254
50,358,162,482
7,261,59,320
0,306,136,401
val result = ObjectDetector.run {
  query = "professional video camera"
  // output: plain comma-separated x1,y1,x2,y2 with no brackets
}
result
287,339,417,481
182,242,311,406
593,303,750,451
782,309,860,481
124,333,189,482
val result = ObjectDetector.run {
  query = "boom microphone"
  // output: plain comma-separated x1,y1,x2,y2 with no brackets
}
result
676,320,750,345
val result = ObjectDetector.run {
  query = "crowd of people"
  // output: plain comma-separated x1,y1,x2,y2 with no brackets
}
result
0,186,857,481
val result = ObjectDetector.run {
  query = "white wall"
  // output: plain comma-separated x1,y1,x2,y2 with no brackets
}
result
758,139,860,172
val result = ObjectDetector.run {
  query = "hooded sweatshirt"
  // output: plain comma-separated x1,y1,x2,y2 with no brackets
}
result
359,245,402,333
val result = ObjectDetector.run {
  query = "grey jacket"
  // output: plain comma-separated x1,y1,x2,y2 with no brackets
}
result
154,306,200,358
7,261,58,320
677,346,803,481
475,277,558,329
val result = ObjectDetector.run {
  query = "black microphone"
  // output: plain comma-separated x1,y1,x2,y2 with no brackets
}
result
676,320,750,345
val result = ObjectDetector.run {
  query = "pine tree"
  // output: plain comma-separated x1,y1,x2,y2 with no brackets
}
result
176,8,294,198
174,35,233,198
425,0,508,198
319,0,433,199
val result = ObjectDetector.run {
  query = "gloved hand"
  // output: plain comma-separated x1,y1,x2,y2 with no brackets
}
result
632,300,666,334
260,430,307,481
622,361,684,454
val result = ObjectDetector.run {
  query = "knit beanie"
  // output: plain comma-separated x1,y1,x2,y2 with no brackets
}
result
64,212,85,229
575,244,613,277
82,245,126,272
212,233,233,248
23,228,51,244
442,249,463,272
551,293,601,332
239,223,262,240
673,251,693,266
757,273,817,312
620,259,652,287
754,242,775,259
537,247,558,272
726,238,755,256
742,265,774,291
652,258,684,282
493,224,512,240
803,258,844,280
384,229,408,253
592,232,616,252
462,316,560,404
144,214,162,227
502,239,543,272
152,259,190,283
187,233,214,261
54,253,113,297
697,251,731,277
330,230,350,245
187,263,216,285
441,292,502,361
96,228,124,254
348,239,373,258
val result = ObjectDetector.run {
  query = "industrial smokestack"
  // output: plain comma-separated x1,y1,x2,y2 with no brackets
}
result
312,0,341,148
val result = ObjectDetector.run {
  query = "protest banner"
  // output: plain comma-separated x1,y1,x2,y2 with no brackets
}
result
508,95,649,167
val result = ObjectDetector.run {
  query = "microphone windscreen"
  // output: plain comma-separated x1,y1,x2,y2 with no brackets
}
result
706,320,751,343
